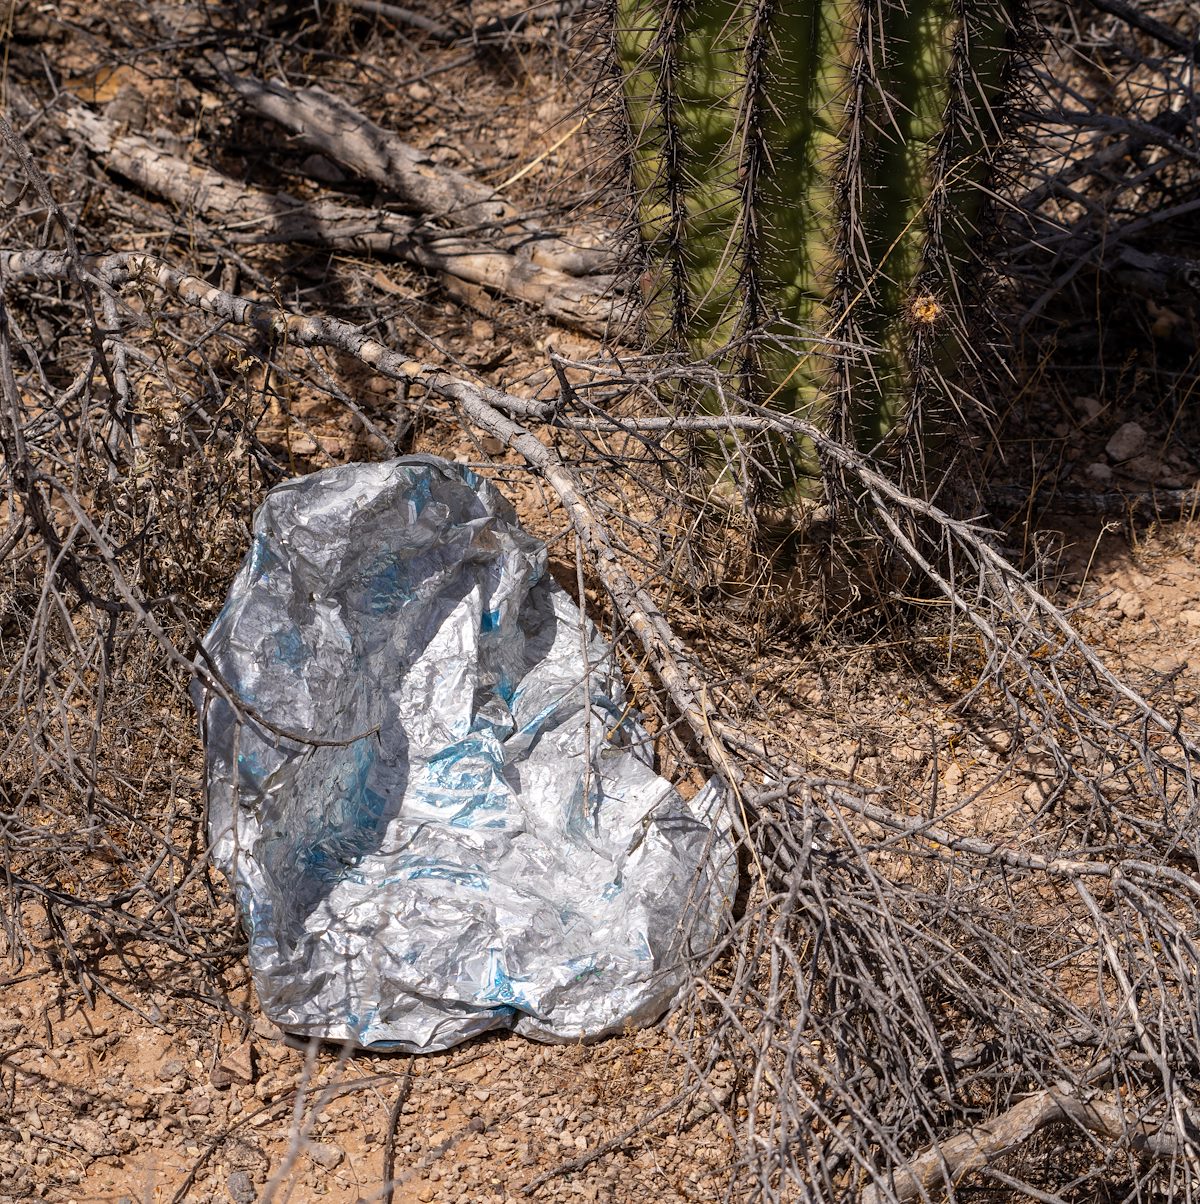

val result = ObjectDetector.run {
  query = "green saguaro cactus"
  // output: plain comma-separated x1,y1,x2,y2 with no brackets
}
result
614,0,1020,521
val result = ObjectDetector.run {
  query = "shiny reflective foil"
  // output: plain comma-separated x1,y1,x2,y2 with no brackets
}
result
193,456,734,1051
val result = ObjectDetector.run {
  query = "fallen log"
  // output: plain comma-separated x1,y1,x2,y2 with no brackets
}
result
861,1089,1174,1204
61,106,619,336
221,73,611,278
333,0,460,43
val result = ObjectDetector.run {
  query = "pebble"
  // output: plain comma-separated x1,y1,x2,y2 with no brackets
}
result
985,729,1013,754
157,1058,185,1082
1180,610,1200,629
1151,653,1186,674
1105,421,1147,462
942,763,964,787
1116,591,1144,621
308,1142,344,1170
69,1119,107,1156
889,742,927,765
227,1170,256,1204
1123,454,1166,483
1084,461,1112,485
1023,780,1052,806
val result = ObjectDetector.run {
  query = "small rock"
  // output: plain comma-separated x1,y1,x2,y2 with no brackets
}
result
1121,454,1164,483
157,1058,185,1082
408,82,433,102
1075,396,1102,421
1023,780,1052,806
1084,461,1113,485
226,1170,256,1204
942,763,964,787
252,1016,282,1043
210,1066,236,1091
890,742,927,765
1180,610,1200,629
985,729,1014,754
1105,421,1147,463
69,1119,108,1156
1151,653,1186,675
1116,591,1144,621
471,319,495,343
473,1088,491,1103
307,1141,344,1170
216,1040,255,1086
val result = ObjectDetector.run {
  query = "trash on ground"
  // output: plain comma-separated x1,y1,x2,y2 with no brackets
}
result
193,455,735,1051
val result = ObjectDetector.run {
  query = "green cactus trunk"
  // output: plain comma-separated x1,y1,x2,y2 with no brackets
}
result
614,0,1020,519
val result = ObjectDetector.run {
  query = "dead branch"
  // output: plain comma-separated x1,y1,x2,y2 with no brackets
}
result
332,0,461,43
219,74,612,277
1083,0,1200,59
0,247,738,798
62,107,617,335
861,1088,1174,1204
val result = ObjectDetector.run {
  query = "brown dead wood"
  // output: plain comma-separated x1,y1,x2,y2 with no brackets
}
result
333,0,460,44
62,106,618,336
221,74,612,278
861,1088,1174,1204
1,246,736,797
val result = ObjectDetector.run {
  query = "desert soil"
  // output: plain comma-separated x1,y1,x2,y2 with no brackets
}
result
2,1,1199,1201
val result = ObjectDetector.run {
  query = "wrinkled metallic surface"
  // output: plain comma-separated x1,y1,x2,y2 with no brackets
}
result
194,456,735,1051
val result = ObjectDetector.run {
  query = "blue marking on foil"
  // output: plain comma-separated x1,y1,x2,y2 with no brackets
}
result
417,735,511,828
273,626,306,669
364,553,413,616
480,608,502,634
247,533,269,581
482,952,537,1014
517,700,565,739
397,856,488,890
410,474,432,515
279,737,391,894
486,957,517,1003
566,956,599,983
237,748,268,789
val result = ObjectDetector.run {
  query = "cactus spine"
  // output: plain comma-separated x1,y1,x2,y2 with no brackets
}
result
615,0,1019,514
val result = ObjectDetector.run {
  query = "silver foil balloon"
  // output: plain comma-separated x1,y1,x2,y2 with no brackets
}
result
194,456,734,1051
